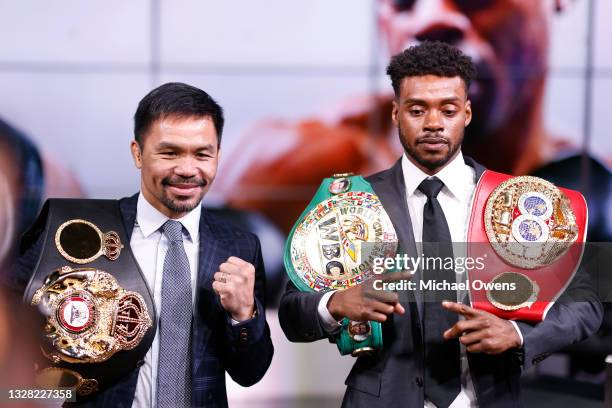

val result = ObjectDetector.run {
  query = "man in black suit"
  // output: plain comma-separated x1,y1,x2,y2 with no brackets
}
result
9,82,273,407
279,42,602,407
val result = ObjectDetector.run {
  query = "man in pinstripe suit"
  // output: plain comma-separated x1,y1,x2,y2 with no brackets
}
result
9,82,273,407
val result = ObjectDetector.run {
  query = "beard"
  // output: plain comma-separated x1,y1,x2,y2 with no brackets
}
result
160,175,207,214
398,123,463,171
160,194,202,214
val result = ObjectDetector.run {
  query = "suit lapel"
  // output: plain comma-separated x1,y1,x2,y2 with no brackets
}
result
462,155,495,399
118,193,138,242
106,193,144,406
464,155,486,182
369,159,421,308
369,159,419,258
192,209,234,374
195,209,235,291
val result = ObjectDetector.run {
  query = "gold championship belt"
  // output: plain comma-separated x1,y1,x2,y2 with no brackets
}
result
22,199,156,397
32,267,151,364
284,174,398,355
467,172,587,321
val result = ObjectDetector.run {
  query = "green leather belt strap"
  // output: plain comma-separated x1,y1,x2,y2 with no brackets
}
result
284,174,398,356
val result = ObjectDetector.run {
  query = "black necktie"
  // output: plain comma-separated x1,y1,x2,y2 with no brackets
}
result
418,177,461,408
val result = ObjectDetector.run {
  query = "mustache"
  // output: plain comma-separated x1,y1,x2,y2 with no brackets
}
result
416,133,448,144
162,176,207,187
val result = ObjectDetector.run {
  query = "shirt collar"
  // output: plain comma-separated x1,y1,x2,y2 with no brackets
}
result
402,150,472,200
136,193,201,242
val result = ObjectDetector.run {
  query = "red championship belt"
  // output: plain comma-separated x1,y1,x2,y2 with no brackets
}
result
467,171,587,322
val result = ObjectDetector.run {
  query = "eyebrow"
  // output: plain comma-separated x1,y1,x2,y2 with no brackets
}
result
156,142,216,151
403,97,461,105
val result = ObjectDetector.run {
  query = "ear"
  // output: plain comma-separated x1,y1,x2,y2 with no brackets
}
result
130,141,143,169
464,100,472,127
391,99,399,126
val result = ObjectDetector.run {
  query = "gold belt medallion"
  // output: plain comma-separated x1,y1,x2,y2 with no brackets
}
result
486,272,540,311
55,219,123,264
290,191,397,291
31,266,152,364
484,176,578,269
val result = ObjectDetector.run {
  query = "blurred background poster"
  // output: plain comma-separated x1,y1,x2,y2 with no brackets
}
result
1,0,611,406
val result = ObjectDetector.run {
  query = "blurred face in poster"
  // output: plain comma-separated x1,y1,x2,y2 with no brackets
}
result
0,142,18,269
379,0,552,169
0,125,82,271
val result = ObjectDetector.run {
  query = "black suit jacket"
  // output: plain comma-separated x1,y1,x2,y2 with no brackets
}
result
279,157,602,408
9,194,274,407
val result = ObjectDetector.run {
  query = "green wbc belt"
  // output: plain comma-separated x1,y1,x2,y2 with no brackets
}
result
284,173,398,356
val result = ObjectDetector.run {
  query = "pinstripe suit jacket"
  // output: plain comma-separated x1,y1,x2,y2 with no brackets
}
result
9,194,274,407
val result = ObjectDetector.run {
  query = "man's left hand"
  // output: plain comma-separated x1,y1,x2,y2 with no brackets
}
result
442,301,521,354
212,256,255,322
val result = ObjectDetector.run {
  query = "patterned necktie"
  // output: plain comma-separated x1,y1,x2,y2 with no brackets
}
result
157,220,192,408
418,177,461,408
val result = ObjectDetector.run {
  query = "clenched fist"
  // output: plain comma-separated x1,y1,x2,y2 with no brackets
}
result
212,256,256,322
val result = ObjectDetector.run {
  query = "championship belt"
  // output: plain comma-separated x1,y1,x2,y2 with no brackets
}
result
467,171,587,322
284,174,398,356
22,199,156,397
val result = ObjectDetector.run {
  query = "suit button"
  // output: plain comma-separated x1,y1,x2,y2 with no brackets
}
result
415,377,423,388
305,331,315,339
136,359,145,368
239,328,249,343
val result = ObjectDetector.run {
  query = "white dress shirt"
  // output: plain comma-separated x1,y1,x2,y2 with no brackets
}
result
403,151,478,408
131,193,201,408
318,151,523,407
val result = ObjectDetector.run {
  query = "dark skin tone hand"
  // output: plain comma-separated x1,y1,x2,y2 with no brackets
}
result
327,272,412,323
442,301,521,354
327,275,521,352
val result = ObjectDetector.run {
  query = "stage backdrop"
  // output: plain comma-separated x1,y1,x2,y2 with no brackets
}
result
1,0,611,405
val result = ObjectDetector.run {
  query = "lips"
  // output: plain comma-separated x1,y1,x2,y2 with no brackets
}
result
166,183,203,196
418,137,448,150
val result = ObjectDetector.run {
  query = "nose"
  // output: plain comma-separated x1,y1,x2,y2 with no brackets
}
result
174,156,199,178
411,0,469,46
424,110,444,133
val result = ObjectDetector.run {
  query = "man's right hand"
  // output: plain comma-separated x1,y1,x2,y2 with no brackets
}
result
327,271,412,322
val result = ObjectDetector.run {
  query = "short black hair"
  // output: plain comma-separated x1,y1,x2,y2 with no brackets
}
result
134,82,224,146
386,41,476,96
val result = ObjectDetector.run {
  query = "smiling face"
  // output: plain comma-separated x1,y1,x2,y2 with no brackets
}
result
393,75,472,174
131,115,220,219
